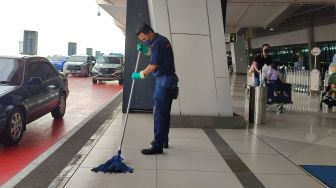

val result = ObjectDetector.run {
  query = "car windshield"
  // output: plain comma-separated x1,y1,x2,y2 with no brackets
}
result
68,56,87,62
0,58,24,86
97,56,121,65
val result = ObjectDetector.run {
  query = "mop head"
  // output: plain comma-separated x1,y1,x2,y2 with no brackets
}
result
91,151,134,174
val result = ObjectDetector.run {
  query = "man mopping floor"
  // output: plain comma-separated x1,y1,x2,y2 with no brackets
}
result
133,23,179,155
91,23,179,174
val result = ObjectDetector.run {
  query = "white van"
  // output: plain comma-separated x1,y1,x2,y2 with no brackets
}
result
63,55,96,77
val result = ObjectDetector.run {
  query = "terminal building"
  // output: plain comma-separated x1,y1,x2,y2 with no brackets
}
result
1,0,336,188
68,42,77,56
23,30,38,55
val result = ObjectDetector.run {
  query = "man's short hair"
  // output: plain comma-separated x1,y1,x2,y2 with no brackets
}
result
262,43,270,48
136,23,154,35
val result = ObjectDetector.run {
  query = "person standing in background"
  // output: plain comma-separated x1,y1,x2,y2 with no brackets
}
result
249,44,272,86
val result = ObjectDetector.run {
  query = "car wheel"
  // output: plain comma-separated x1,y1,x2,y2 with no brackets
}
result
92,79,97,84
0,107,24,146
51,93,66,119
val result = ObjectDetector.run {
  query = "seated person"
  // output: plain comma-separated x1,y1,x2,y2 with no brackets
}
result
330,84,336,99
325,73,336,100
267,61,284,96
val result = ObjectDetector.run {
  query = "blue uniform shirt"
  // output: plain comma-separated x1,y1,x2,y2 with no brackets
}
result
147,33,175,77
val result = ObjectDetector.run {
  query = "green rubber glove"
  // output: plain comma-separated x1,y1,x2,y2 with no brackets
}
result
132,72,141,80
137,43,149,54
137,43,143,51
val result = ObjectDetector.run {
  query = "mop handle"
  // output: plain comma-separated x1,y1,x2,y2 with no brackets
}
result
118,51,141,152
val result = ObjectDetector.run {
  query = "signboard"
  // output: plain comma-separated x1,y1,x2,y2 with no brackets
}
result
311,47,321,69
225,33,237,43
230,33,237,43
311,47,321,56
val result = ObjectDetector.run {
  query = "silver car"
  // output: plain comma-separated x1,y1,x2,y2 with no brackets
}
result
92,55,123,84
63,55,95,77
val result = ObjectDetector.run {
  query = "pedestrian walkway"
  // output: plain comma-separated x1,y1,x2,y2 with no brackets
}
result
50,74,336,188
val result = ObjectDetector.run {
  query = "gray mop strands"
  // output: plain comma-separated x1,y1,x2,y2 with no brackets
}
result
91,51,142,174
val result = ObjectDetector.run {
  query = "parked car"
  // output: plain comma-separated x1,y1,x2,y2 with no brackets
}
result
63,55,95,77
50,56,68,72
92,54,123,84
0,55,69,146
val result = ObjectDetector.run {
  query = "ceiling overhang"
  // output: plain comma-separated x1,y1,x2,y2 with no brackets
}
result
96,0,126,32
226,0,335,34
97,0,335,38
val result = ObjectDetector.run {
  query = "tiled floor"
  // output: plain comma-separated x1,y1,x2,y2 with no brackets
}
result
59,75,336,188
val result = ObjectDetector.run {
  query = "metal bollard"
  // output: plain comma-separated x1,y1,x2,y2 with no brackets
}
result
254,86,267,125
244,86,255,123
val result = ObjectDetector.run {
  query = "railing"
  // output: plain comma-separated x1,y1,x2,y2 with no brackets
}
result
283,69,311,93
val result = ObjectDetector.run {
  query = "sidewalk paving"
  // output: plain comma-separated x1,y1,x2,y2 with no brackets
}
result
52,109,323,188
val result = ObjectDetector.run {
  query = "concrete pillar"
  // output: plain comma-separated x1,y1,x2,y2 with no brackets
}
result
307,26,316,70
147,0,234,118
231,35,248,74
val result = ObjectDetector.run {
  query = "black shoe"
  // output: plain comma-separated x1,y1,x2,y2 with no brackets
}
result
150,140,169,149
141,147,163,155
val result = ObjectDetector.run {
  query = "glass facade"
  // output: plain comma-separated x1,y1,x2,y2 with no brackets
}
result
249,40,336,69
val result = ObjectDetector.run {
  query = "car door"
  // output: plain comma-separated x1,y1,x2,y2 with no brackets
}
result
24,59,51,121
39,59,61,112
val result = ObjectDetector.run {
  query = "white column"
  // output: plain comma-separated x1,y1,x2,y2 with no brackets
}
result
148,0,233,116
231,35,248,74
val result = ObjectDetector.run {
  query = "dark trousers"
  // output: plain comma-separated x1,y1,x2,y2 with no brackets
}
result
254,75,260,86
152,74,177,149
153,98,172,149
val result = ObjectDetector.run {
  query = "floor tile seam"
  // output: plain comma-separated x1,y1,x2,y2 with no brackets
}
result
247,170,306,176
156,149,218,154
252,172,310,176
247,129,326,187
55,105,123,187
234,152,279,155
155,168,232,173
24,96,123,188
285,144,318,158
270,132,336,158
249,131,316,157
271,122,336,131
157,169,234,175
89,148,225,153
215,136,276,142
77,166,156,172
253,125,294,136
165,136,209,140
215,131,285,155
286,140,336,159
155,153,158,188
204,129,266,188
100,134,123,137
80,165,156,171
267,135,329,145
90,108,123,145
96,135,122,139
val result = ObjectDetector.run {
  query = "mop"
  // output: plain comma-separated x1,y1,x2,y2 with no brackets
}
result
91,51,142,174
